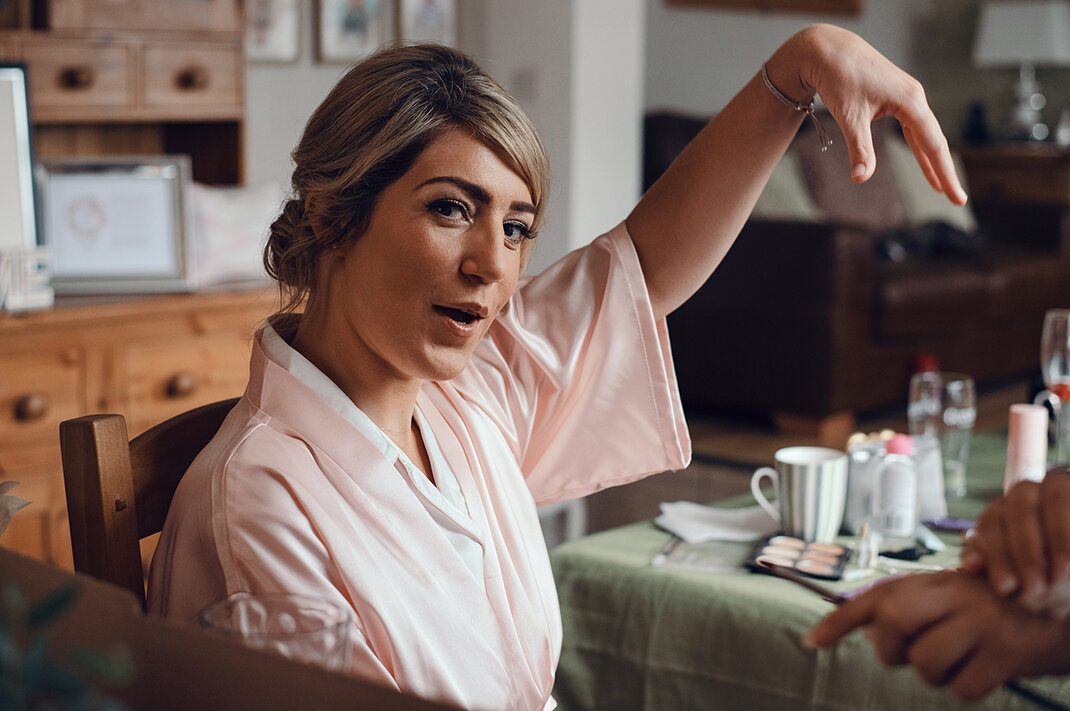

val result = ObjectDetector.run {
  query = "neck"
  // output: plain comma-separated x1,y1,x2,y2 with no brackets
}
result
289,313,423,438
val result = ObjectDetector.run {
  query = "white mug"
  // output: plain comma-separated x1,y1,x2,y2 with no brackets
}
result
751,446,848,543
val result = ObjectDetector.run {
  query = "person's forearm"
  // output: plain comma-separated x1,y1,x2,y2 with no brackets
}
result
625,27,818,321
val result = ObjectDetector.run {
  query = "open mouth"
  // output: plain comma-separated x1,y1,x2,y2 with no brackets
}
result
434,305,485,325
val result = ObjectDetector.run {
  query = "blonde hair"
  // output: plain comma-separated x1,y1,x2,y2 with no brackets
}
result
264,43,550,313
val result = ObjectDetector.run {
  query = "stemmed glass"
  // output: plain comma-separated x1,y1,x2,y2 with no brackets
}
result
1037,308,1070,465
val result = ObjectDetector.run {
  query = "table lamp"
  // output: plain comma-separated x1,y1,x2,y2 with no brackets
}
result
973,0,1070,141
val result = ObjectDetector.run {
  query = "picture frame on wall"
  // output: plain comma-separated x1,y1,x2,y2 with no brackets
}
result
36,156,196,294
246,0,301,63
317,0,396,64
399,0,458,47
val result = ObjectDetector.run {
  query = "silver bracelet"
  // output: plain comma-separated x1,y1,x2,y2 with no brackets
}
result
761,63,833,152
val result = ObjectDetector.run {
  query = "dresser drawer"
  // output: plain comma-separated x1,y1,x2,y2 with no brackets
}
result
0,349,85,448
0,446,72,569
143,42,241,117
22,37,133,117
122,333,249,433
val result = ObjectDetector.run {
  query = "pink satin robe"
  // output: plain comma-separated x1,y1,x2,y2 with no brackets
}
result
147,224,691,710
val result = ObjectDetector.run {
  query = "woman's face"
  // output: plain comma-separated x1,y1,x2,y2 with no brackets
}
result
309,128,535,386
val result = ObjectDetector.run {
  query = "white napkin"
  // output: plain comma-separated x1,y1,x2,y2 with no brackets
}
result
654,501,778,543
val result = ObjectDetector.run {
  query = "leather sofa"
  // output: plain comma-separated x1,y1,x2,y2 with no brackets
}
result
647,111,1070,441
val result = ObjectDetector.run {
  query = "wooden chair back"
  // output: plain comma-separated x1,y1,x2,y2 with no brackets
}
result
60,398,239,608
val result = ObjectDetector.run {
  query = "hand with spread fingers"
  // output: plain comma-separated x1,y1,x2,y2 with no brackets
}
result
804,570,1070,701
960,469,1070,617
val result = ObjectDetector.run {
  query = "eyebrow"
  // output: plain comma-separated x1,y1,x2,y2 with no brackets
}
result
416,176,536,216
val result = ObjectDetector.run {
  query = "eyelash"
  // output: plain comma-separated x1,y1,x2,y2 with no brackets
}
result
427,198,535,248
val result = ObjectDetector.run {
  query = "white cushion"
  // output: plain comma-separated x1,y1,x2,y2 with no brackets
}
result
885,136,977,233
189,182,282,287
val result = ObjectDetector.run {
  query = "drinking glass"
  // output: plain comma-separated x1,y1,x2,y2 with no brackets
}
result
907,371,977,498
199,593,352,672
1036,308,1070,464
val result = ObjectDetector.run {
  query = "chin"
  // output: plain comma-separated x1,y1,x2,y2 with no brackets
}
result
418,350,475,382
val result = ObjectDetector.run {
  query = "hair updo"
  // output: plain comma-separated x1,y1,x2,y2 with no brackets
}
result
264,43,550,313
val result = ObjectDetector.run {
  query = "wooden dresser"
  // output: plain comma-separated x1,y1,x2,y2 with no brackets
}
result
0,0,244,184
0,1,253,566
1,288,278,568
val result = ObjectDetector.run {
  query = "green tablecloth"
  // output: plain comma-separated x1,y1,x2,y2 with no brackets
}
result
550,432,1070,711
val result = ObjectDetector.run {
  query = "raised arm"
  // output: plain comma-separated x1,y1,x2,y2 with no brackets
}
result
626,23,967,321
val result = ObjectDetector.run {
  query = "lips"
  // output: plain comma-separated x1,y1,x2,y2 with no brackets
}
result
433,302,489,335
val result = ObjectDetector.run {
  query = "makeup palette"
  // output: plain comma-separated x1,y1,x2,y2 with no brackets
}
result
746,535,853,581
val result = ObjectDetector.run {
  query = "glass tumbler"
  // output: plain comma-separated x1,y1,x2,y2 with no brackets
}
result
907,371,977,498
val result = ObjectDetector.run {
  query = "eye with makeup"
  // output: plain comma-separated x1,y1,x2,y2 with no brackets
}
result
427,197,471,224
503,221,533,249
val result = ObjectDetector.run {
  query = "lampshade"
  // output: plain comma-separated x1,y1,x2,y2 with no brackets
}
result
973,0,1070,67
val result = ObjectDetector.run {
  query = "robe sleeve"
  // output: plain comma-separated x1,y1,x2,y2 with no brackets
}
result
457,222,691,505
214,428,399,688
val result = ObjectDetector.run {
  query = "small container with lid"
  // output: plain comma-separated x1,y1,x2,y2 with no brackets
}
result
872,433,918,550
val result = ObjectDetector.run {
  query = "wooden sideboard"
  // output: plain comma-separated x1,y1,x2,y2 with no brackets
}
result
0,287,277,568
0,0,244,185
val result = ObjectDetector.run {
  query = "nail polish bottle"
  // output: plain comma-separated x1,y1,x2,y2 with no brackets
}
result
1003,403,1049,491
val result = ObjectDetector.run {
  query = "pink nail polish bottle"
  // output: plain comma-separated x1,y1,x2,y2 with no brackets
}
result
1003,403,1049,491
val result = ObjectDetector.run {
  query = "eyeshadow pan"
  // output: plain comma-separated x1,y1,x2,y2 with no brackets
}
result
768,536,806,549
747,535,853,581
796,558,836,577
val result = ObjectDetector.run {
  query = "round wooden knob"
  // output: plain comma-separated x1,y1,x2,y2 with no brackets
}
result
175,66,209,90
165,372,198,399
59,66,95,89
14,392,50,422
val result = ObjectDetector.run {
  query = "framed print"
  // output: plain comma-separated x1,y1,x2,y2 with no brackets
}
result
317,0,396,63
246,0,301,63
37,156,196,294
399,0,457,47
0,64,37,252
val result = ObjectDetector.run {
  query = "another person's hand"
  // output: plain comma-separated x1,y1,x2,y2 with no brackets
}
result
766,24,967,205
960,470,1070,616
804,570,1070,701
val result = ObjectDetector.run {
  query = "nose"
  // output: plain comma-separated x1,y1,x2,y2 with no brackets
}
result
460,223,509,284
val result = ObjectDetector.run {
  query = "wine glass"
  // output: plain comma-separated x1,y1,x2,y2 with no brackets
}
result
1037,308,1070,464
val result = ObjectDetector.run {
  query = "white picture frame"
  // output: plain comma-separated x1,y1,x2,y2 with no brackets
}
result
0,63,38,252
317,0,396,64
246,0,301,63
36,156,196,294
399,0,457,47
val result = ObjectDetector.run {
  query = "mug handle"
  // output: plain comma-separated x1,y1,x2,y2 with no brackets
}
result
1035,389,1061,418
751,466,780,523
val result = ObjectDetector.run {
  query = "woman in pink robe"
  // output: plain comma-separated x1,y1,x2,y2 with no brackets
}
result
148,27,965,711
